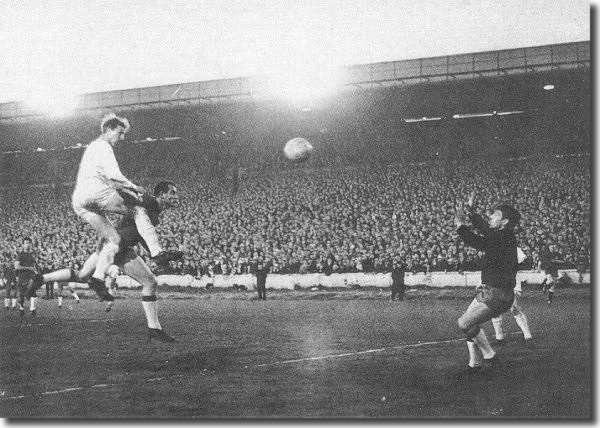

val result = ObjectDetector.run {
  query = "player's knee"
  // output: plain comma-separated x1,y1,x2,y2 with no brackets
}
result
457,316,470,332
141,279,157,294
104,242,120,256
510,306,519,316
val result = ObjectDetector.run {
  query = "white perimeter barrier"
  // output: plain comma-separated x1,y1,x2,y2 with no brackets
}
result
99,269,589,290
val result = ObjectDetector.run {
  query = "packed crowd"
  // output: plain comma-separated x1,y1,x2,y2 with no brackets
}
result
0,149,590,277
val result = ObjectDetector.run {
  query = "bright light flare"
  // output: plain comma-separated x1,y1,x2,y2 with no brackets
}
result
263,59,346,104
22,84,80,117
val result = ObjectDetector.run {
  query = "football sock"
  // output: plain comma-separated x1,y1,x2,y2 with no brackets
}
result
4,298,9,308
548,291,554,303
11,298,17,307
473,329,496,360
43,269,71,283
29,297,36,311
73,292,80,301
467,340,482,367
58,296,63,307
492,316,504,340
514,312,532,339
133,207,162,257
142,295,161,329
92,242,119,281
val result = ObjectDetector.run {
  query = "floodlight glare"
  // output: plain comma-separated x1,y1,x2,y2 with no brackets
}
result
22,85,79,117
264,60,345,103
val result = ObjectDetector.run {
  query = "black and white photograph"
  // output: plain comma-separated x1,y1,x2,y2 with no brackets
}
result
0,0,591,419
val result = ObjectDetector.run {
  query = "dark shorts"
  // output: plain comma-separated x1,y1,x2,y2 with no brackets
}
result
114,247,139,266
5,279,16,292
475,285,514,317
16,272,35,297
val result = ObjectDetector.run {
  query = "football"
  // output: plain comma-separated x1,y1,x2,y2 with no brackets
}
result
283,137,313,162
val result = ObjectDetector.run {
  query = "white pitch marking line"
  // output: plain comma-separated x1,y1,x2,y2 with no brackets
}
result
0,331,524,401
42,387,84,395
12,319,112,328
253,332,523,368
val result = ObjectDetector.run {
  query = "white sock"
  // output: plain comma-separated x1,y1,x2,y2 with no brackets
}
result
142,299,162,329
11,298,17,307
473,329,496,360
514,312,532,340
73,292,80,301
467,341,482,367
492,316,504,340
92,242,119,281
134,207,162,257
30,297,36,311
58,296,63,307
4,298,9,307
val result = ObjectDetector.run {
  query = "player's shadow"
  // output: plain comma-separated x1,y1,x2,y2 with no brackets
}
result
121,347,238,374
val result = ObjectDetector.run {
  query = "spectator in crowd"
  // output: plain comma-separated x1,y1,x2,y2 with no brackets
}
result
0,151,590,280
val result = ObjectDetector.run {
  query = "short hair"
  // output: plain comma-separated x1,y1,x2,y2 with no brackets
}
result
100,113,131,134
154,181,176,196
495,204,521,229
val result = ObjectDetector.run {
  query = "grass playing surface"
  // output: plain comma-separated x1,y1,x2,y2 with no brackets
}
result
0,286,592,419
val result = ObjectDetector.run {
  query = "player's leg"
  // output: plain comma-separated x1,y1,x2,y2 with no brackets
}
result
74,202,121,286
4,282,11,310
74,214,119,301
491,314,504,342
511,300,532,340
110,190,177,262
43,269,72,283
25,278,37,316
56,282,63,307
9,282,17,309
457,297,497,368
16,276,28,316
547,276,555,304
121,252,175,342
67,284,81,303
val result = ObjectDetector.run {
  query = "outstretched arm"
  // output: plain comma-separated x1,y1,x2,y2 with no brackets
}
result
465,191,489,233
455,206,486,250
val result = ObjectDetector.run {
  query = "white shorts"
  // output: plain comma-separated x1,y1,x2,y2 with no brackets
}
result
72,187,125,217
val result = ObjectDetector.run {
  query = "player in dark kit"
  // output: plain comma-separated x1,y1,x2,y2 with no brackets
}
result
2,257,18,310
85,182,183,300
538,244,564,304
35,181,181,342
455,193,521,371
14,237,40,317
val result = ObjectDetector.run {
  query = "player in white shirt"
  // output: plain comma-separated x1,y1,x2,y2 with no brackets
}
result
491,247,533,342
72,113,181,300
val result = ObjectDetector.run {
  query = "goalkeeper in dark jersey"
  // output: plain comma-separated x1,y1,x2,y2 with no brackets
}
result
455,192,521,371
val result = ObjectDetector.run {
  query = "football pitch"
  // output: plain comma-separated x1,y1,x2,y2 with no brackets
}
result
0,286,591,419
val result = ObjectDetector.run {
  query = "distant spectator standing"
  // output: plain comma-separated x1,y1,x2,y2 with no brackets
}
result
254,259,272,301
391,259,407,301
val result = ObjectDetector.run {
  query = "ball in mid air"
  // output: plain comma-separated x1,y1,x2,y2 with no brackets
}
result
283,137,313,162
